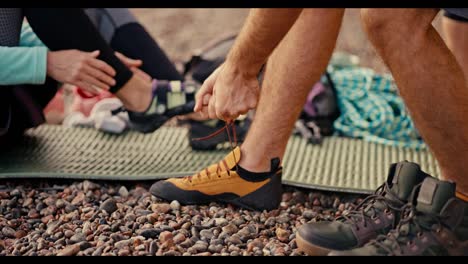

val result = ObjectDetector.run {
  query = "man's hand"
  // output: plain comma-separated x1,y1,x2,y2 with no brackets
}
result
193,9,304,122
47,50,116,95
194,63,260,122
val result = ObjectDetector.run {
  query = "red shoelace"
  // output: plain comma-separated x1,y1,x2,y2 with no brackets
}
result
186,121,239,182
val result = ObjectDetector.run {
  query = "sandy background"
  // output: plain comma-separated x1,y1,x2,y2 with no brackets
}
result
130,8,444,74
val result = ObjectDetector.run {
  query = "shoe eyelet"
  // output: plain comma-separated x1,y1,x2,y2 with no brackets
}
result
384,209,391,214
407,241,413,246
417,232,423,238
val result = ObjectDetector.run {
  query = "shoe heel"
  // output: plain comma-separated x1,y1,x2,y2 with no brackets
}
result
233,173,282,211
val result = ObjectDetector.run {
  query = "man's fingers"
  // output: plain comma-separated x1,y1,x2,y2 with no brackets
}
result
215,100,229,121
203,93,211,106
197,93,212,117
194,85,211,112
208,95,217,119
198,106,210,119
195,68,220,111
247,96,258,109
177,112,209,122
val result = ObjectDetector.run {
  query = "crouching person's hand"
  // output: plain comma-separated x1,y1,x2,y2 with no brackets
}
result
46,50,116,95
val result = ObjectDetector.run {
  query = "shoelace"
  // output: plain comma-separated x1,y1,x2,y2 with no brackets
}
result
368,203,448,255
336,182,405,230
185,122,239,183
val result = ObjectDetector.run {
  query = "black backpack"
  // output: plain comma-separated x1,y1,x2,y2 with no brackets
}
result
183,33,237,83
182,33,339,146
294,72,340,144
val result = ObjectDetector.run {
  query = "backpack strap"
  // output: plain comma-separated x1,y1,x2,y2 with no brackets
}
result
183,32,238,77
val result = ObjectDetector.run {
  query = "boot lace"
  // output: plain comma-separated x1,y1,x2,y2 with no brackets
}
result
337,182,405,231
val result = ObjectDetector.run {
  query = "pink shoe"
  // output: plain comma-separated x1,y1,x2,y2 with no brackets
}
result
71,87,114,117
43,88,66,124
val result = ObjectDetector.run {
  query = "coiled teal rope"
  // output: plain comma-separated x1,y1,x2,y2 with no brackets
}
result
330,66,426,150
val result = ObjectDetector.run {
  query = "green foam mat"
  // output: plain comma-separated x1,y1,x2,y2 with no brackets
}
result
0,125,440,194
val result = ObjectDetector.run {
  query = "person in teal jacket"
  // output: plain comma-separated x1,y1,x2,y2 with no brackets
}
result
1,9,184,86
0,22,49,86
0,9,118,145
1,22,118,90
0,8,197,147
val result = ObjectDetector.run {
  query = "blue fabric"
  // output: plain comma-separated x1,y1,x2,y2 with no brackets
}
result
0,22,47,85
330,65,426,150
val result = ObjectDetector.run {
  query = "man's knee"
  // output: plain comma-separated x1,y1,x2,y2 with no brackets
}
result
361,8,437,47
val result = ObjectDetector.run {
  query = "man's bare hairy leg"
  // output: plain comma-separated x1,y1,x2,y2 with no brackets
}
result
240,9,345,172
362,8,468,195
443,15,468,81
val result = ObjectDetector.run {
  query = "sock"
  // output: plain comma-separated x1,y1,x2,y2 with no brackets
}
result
139,79,197,115
456,191,468,202
236,158,281,182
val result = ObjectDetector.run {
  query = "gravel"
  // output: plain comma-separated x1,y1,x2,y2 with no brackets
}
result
0,180,362,256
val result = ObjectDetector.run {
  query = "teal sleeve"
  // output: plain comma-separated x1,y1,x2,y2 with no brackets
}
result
19,21,46,47
0,46,48,85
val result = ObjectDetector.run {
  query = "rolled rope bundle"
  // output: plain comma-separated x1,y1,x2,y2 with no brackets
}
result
330,66,426,150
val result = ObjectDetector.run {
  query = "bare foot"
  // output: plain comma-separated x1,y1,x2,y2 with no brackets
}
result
115,75,153,112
